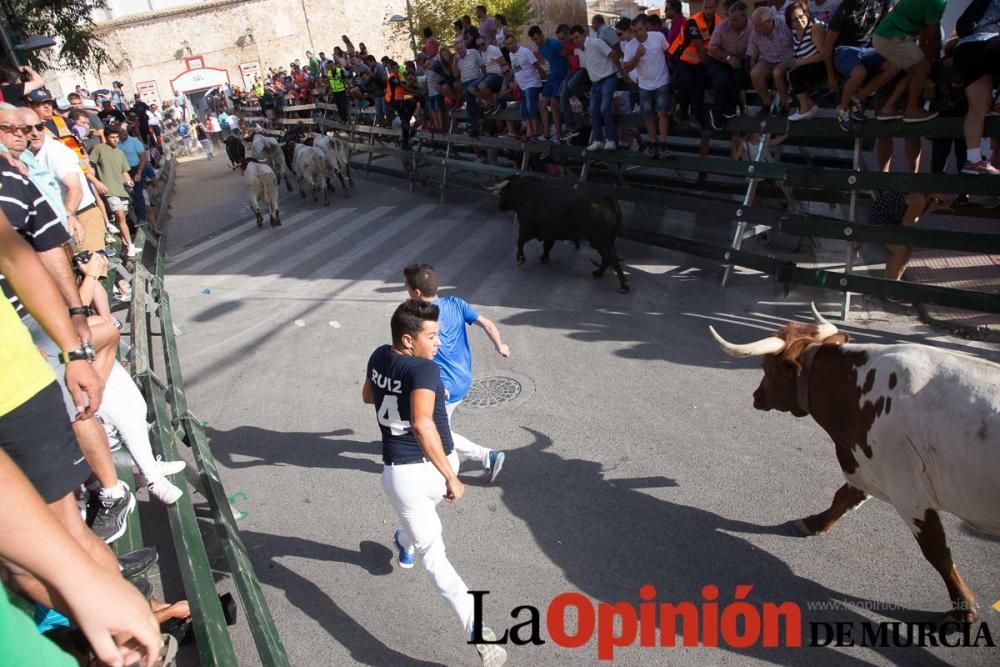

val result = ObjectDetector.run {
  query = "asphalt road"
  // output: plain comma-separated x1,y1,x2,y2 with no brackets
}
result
161,153,1000,666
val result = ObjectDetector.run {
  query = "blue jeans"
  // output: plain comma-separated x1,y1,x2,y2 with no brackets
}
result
129,163,156,224
462,80,482,134
374,96,390,123
589,74,618,142
559,69,589,131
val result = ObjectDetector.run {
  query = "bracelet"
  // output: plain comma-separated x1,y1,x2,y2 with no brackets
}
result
68,305,92,317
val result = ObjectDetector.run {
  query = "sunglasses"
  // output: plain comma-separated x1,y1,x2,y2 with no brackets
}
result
0,123,45,134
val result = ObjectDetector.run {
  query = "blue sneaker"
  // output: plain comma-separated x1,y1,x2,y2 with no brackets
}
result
487,451,505,483
836,108,854,133
393,529,414,569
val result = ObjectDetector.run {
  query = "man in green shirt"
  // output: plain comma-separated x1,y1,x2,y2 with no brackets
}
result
88,125,133,246
872,0,945,124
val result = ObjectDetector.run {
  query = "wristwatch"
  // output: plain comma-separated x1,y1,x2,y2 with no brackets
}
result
59,346,91,364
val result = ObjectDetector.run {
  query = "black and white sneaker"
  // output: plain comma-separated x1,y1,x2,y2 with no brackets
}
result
90,487,136,544
118,547,158,580
709,109,724,131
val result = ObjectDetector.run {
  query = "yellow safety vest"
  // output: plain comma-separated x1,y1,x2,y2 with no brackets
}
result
327,67,346,93
252,82,264,97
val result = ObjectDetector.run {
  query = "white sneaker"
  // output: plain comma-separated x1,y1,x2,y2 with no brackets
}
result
475,628,508,667
788,106,818,121
602,140,617,151
147,477,183,505
126,243,137,258
136,457,186,486
585,141,603,152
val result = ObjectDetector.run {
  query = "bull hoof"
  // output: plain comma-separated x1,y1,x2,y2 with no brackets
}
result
540,257,550,265
944,608,978,626
619,285,630,294
592,269,603,278
517,258,525,266
794,518,821,537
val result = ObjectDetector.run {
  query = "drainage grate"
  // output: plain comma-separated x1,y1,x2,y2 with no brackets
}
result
464,376,522,409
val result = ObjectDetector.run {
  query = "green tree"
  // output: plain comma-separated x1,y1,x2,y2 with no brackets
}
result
2,0,111,73
404,0,538,47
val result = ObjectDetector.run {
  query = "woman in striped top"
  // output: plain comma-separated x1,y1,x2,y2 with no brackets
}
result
783,1,828,121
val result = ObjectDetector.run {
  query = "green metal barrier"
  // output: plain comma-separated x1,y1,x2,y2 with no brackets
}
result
323,119,1000,317
123,230,290,664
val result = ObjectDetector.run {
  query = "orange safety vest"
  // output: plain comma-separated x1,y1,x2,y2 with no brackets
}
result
668,11,720,66
385,71,413,102
46,115,89,174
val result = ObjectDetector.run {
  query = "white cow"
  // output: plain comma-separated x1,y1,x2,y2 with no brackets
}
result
710,305,1000,624
313,134,353,195
243,161,280,227
251,134,292,192
291,143,330,206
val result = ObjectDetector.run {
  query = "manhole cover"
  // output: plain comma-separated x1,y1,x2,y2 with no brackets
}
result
465,376,522,409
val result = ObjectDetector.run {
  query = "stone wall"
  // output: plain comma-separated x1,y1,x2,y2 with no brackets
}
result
48,0,408,100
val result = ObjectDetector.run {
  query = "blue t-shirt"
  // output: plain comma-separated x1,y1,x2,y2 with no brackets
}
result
117,136,145,168
540,37,569,81
432,296,480,404
178,123,191,138
367,344,454,464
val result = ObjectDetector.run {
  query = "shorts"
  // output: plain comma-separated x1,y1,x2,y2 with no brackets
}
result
426,94,444,111
106,195,129,214
872,34,924,70
833,46,887,78
542,76,565,98
639,84,670,115
24,315,78,420
480,73,504,93
0,382,90,503
752,58,795,75
519,86,541,119
75,205,107,256
953,36,1000,86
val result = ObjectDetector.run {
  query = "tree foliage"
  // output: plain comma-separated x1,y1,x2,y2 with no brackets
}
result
2,0,112,73
406,0,538,45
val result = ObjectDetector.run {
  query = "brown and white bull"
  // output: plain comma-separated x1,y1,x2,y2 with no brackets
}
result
710,305,1000,623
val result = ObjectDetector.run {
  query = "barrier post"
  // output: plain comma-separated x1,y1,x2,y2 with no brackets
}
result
841,137,863,320
722,125,770,286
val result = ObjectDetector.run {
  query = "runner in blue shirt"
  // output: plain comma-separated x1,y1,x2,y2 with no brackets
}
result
403,263,510,482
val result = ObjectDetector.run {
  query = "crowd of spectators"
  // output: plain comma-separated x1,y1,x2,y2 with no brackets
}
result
236,1,998,176
0,61,194,665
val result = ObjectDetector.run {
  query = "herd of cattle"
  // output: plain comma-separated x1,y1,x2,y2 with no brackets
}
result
211,133,998,624
223,131,353,228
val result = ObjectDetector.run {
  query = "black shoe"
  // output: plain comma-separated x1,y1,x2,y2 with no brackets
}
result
89,488,136,544
119,547,158,580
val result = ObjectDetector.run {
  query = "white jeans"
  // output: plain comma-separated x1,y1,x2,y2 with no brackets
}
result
382,451,475,638
445,401,490,469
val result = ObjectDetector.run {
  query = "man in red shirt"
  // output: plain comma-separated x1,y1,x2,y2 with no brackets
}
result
558,24,585,141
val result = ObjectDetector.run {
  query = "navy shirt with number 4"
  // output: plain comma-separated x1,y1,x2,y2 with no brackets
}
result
367,344,454,464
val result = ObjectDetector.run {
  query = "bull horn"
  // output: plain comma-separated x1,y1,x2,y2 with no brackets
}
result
810,302,839,340
708,325,787,358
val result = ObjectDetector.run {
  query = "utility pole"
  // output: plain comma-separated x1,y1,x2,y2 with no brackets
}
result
300,0,316,52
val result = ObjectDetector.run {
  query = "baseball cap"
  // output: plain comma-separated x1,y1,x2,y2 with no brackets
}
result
26,87,54,104
82,99,98,110
55,96,71,111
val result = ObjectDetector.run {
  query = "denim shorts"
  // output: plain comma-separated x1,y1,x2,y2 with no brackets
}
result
426,94,444,111
639,84,670,115
520,86,541,119
479,73,503,93
542,77,565,98
833,46,887,78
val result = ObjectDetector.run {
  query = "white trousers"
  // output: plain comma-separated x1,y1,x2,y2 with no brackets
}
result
97,364,161,481
382,451,475,638
445,401,490,469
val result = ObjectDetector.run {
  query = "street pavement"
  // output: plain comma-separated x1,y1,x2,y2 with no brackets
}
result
162,153,1000,666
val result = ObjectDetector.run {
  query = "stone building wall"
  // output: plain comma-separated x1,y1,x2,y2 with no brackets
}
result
48,0,407,100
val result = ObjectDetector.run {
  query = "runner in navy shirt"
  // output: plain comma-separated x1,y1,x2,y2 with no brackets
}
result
362,299,507,666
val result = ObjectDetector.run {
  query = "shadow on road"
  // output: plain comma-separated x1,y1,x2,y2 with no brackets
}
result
496,427,950,666
236,530,446,667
